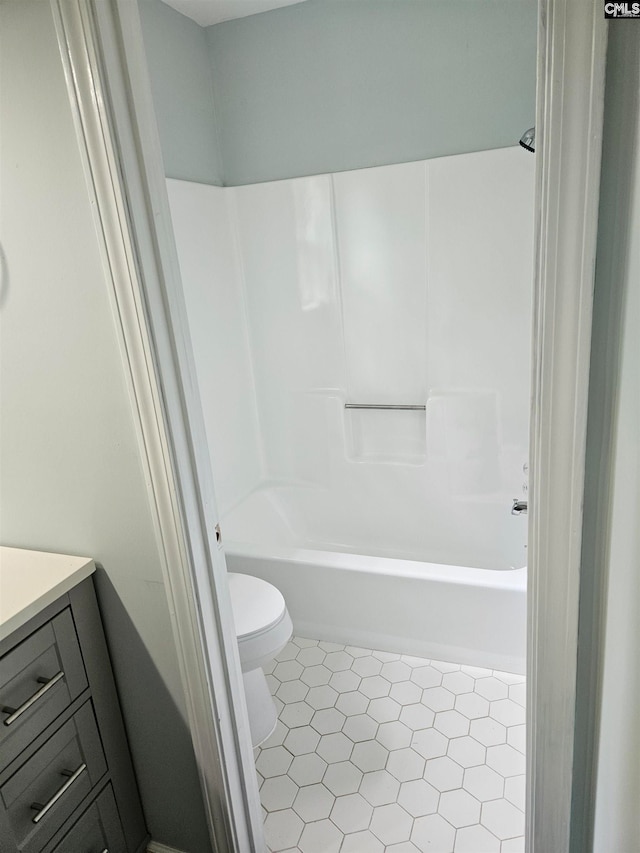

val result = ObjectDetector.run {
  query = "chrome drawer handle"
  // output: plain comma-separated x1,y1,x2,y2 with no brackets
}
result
2,671,65,726
31,763,87,823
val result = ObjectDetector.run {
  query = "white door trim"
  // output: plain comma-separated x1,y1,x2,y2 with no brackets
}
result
51,0,609,851
527,2,607,851
50,1,263,851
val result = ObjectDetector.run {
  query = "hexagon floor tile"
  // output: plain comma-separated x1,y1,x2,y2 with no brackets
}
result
255,636,525,851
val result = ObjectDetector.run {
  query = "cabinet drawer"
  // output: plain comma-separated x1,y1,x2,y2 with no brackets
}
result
44,785,126,853
0,609,88,768
0,701,107,853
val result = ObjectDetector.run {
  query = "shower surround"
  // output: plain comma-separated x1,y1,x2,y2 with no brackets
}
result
168,147,534,670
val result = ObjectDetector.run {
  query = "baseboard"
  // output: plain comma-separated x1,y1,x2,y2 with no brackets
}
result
295,621,526,676
147,842,188,853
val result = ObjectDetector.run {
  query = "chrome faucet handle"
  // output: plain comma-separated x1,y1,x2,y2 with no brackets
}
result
512,499,528,516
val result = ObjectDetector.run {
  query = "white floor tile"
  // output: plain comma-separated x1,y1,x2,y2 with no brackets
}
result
257,637,525,852
306,685,339,710
343,713,378,743
486,744,526,778
501,835,525,852
323,760,362,796
310,707,346,735
351,739,389,772
293,783,334,822
447,735,486,769
422,686,455,712
288,753,328,787
438,788,481,828
341,829,385,852
454,823,501,852
434,709,470,739
507,724,526,754
504,775,526,812
399,703,435,731
411,727,448,760
360,769,401,807
264,808,304,851
368,696,402,723
370,802,413,845
424,756,464,791
377,720,413,751
387,747,425,782
490,699,526,727
261,775,298,811
481,798,525,840
284,726,321,756
330,792,373,833
317,731,353,764
463,764,504,802
298,818,342,853
411,813,456,853
397,778,439,817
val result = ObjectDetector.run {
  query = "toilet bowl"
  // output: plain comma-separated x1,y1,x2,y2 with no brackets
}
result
228,572,292,747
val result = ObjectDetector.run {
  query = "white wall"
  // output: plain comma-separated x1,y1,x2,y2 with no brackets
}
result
169,147,535,570
0,3,211,850
592,26,640,853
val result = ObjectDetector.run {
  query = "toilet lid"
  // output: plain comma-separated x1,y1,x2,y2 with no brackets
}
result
228,572,286,640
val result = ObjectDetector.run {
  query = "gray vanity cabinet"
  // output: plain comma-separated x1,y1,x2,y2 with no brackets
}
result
0,578,149,853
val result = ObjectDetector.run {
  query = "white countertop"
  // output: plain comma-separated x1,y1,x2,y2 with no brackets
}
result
0,547,95,642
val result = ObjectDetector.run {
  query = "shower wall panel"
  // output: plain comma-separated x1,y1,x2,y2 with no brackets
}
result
333,160,428,405
232,176,344,488
168,147,535,568
167,179,263,515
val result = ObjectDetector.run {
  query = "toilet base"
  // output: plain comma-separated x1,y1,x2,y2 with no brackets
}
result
243,667,278,747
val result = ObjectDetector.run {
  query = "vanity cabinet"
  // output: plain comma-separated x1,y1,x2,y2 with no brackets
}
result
0,561,148,853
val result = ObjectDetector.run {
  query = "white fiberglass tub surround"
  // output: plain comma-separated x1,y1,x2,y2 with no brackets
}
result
167,147,534,674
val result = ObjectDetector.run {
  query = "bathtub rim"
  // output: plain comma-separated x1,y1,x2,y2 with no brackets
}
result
225,540,527,592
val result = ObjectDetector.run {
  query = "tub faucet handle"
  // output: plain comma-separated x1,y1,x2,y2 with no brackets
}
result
512,499,528,516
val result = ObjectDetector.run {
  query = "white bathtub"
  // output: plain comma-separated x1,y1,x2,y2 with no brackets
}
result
224,490,527,675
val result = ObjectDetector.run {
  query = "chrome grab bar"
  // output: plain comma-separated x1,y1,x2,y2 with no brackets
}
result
31,763,87,823
345,404,426,411
2,671,65,726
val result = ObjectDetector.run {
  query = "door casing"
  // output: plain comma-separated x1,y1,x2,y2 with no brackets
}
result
51,1,608,850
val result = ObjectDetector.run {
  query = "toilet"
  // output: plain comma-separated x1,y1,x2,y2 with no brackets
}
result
228,572,292,747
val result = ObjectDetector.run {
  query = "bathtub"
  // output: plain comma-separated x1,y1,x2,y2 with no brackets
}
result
223,489,527,675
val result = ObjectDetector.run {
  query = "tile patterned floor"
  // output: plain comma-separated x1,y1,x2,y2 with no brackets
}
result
255,637,526,853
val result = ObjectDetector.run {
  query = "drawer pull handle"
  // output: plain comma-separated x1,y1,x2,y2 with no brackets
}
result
2,671,65,726
30,763,87,823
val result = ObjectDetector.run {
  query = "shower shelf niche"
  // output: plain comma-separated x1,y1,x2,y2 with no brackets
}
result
345,405,427,465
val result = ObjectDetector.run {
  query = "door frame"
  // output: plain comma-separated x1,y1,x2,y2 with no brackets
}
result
51,1,263,850
528,2,608,851
51,1,608,851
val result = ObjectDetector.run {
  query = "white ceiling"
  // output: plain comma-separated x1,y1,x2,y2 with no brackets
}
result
159,0,308,27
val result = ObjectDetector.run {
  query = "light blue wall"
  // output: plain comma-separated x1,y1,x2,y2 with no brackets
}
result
206,0,538,185
138,0,223,185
